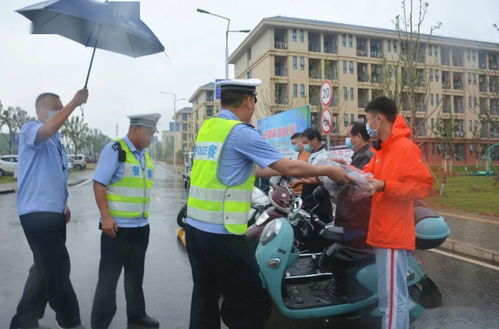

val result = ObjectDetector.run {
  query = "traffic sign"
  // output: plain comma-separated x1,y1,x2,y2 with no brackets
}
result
320,107,333,135
320,80,333,107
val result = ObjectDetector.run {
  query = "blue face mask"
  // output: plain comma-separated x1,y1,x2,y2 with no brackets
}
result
292,145,302,152
303,145,313,153
366,117,379,138
345,137,354,150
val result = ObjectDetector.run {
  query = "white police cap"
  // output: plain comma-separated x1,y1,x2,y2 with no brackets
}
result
127,113,161,133
216,78,262,96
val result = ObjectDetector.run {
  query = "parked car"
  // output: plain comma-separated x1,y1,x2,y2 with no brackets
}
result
0,155,19,177
69,154,86,170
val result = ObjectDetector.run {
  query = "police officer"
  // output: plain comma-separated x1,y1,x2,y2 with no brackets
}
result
91,113,160,329
11,90,88,329
185,79,349,329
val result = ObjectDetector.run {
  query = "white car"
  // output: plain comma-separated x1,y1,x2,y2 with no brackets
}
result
0,155,19,177
69,154,86,170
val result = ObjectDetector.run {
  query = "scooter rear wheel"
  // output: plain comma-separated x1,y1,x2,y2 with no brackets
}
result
177,204,187,228
409,275,443,309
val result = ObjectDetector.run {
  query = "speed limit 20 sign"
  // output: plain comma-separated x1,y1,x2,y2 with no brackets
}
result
320,80,333,107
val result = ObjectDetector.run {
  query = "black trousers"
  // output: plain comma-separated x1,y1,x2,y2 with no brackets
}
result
185,224,271,329
10,212,81,329
91,225,150,329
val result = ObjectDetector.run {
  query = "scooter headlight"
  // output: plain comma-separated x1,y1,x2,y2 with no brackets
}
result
260,218,283,246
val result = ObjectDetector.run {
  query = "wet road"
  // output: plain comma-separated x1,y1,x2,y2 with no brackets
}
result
0,163,498,329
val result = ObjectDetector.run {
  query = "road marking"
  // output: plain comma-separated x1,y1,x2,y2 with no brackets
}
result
429,249,499,272
438,211,499,225
71,178,92,188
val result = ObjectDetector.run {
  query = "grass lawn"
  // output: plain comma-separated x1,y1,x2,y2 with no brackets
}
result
426,175,499,216
0,176,14,185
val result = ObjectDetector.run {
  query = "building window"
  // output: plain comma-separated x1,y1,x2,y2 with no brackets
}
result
436,94,440,105
349,61,354,74
343,87,348,101
206,91,214,101
466,50,470,61
182,123,188,131
292,29,297,42
343,113,349,126
469,96,472,108
430,69,433,81
474,97,478,108
182,113,188,121
351,114,355,123
247,47,252,61
299,84,305,97
472,50,476,61
431,118,435,131
206,105,214,116
429,45,433,56
293,84,298,97
343,61,347,74
348,35,353,47
387,40,392,52
299,29,304,43
469,120,473,132
342,34,347,47
468,73,472,84
300,57,305,71
473,73,477,85
247,70,252,79
430,94,434,106
435,70,439,82
393,40,398,51
293,56,297,70
350,87,354,100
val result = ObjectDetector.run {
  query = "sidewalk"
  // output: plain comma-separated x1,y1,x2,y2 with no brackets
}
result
0,170,94,194
436,210,499,265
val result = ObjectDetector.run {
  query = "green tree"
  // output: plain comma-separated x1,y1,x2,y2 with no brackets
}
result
61,116,89,155
84,128,111,159
0,106,35,153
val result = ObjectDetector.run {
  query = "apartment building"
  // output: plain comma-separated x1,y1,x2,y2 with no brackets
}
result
174,106,193,151
188,82,220,150
228,16,499,165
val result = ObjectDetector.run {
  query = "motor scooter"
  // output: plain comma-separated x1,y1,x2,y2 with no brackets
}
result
252,185,450,323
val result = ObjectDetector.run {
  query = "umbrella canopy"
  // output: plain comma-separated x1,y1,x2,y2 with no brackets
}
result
17,0,165,58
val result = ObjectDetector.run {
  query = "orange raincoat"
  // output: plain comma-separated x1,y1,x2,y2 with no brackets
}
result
363,115,433,250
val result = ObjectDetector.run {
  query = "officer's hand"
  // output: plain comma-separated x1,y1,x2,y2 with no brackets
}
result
102,217,118,239
369,178,386,192
65,207,71,224
71,88,89,107
327,167,350,184
330,158,347,166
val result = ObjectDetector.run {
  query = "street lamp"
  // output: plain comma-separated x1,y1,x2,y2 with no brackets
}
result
160,91,186,172
196,8,250,79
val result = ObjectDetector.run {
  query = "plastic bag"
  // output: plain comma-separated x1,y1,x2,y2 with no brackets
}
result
315,151,375,200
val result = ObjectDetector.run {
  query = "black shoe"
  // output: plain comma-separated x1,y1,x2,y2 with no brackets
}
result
128,316,159,328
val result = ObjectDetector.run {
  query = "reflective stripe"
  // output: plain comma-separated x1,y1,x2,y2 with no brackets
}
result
193,142,224,161
187,206,248,225
108,185,149,197
108,201,148,213
189,185,252,203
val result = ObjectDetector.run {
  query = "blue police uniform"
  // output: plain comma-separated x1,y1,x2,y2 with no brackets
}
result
185,85,283,329
11,120,82,329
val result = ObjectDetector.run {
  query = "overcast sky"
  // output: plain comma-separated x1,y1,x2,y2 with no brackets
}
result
1,0,498,138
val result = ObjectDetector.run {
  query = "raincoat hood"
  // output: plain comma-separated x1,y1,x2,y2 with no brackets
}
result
381,115,412,150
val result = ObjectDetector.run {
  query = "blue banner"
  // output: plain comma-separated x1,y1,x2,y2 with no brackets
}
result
257,106,311,159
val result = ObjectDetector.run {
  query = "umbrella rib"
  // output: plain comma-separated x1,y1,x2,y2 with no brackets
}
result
39,12,62,28
84,22,98,47
126,33,136,58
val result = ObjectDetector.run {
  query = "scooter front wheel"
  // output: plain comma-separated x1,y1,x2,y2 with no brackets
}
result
177,204,188,228
409,275,443,309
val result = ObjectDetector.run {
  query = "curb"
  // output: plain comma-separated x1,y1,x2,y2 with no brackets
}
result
0,188,15,195
438,238,499,266
67,178,90,187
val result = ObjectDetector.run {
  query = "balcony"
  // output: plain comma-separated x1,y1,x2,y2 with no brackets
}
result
274,28,288,49
308,32,321,52
490,76,498,93
454,96,464,114
489,53,498,70
309,58,322,79
443,97,452,113
324,34,338,54
441,47,451,65
275,83,288,105
356,37,368,57
309,85,321,106
415,93,426,112
479,75,488,92
370,39,383,58
491,99,499,115
357,63,368,82
451,48,464,67
324,60,338,80
274,56,288,76
442,71,451,89
414,118,427,136
416,69,425,87
479,51,488,69
372,64,382,83
453,72,463,90
480,98,488,114
358,88,369,108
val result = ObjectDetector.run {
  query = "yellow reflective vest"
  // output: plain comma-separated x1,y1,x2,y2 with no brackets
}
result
107,139,154,218
187,117,255,235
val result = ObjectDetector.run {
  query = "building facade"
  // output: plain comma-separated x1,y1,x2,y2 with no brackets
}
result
174,106,194,152
228,16,499,165
188,82,221,150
